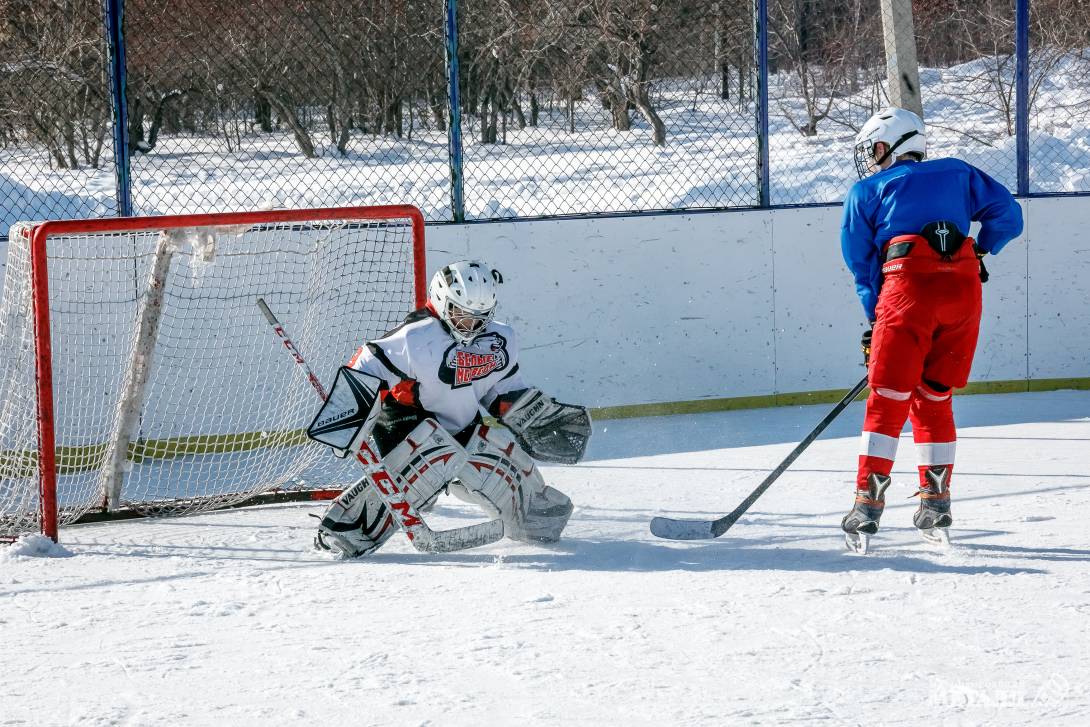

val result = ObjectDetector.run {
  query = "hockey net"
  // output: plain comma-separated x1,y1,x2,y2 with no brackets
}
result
0,206,425,541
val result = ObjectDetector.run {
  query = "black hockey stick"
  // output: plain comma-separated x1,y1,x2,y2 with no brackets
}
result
649,374,870,541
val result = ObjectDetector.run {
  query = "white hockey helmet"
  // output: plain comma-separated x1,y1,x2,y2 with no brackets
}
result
853,107,927,178
428,260,502,343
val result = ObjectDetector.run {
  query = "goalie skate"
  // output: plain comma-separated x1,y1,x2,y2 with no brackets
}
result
314,476,395,558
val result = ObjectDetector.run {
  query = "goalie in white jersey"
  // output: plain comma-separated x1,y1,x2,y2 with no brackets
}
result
313,259,592,557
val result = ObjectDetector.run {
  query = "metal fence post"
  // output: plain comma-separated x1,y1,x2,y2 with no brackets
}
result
755,0,770,208
1015,0,1030,196
444,0,466,223
103,0,132,216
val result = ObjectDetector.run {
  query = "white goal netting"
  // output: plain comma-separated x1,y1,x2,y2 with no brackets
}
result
0,209,422,539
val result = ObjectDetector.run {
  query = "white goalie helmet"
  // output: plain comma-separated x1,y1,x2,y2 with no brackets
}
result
428,260,502,343
854,107,927,178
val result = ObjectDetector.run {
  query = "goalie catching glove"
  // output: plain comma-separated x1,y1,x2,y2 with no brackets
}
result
494,388,591,464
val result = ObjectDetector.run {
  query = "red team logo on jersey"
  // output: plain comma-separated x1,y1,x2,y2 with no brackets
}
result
440,332,510,388
454,350,501,385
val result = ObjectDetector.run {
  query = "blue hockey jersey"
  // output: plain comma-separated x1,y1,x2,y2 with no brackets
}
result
840,157,1023,320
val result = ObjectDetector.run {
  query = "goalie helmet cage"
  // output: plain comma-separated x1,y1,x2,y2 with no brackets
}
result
0,205,426,542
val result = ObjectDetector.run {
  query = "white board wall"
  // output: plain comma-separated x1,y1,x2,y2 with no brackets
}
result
429,196,1083,409
0,197,1082,412
1027,197,1090,380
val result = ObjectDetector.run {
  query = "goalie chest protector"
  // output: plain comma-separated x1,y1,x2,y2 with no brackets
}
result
348,309,525,432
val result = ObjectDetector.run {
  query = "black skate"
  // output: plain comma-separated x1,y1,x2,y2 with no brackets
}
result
842,473,891,554
913,466,952,547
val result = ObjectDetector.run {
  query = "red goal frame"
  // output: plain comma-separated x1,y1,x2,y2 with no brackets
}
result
24,205,427,542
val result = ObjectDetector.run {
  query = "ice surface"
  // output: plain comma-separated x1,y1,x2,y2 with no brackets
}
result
1,389,1088,725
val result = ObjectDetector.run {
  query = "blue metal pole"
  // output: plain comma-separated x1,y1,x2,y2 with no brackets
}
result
444,0,466,223
1015,0,1029,196
756,0,771,207
103,0,132,216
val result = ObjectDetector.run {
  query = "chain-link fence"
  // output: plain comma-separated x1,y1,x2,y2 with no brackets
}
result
124,0,453,219
767,0,1024,204
0,0,118,231
1,0,1088,236
1028,0,1090,192
455,0,759,219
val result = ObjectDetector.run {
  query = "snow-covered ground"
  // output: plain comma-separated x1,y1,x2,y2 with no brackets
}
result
3,389,1089,726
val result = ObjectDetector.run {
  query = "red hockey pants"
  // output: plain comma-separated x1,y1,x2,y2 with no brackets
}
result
857,238,982,492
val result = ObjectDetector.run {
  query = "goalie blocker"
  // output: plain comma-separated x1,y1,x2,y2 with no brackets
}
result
306,368,582,557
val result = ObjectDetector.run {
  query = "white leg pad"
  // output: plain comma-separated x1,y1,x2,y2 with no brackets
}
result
382,419,469,509
315,419,467,557
314,476,398,558
455,425,573,543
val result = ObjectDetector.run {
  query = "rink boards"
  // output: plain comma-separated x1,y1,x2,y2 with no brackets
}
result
429,196,1088,410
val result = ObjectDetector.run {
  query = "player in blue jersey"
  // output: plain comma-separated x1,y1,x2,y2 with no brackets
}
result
839,107,1023,552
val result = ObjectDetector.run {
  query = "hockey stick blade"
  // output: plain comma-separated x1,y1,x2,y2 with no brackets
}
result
649,517,717,541
649,374,870,542
409,518,505,552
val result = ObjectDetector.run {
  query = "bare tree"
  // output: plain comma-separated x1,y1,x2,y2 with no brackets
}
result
574,0,686,146
940,0,1090,137
0,0,111,168
769,0,863,137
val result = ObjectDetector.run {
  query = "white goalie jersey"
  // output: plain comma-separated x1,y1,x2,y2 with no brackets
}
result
348,307,528,434
310,300,590,557
310,263,587,558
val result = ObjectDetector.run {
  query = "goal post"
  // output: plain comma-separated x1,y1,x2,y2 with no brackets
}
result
1,205,427,542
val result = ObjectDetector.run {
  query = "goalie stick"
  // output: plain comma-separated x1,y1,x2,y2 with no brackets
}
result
256,298,504,553
650,374,870,541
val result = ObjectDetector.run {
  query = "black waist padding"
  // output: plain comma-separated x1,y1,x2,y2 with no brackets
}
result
885,241,914,261
920,220,967,260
